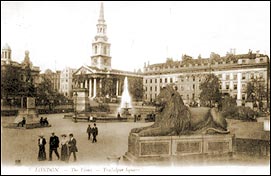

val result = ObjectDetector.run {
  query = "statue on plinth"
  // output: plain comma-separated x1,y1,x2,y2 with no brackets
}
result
131,85,229,136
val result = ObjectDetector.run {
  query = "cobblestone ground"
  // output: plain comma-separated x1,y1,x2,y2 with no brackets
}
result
1,114,269,168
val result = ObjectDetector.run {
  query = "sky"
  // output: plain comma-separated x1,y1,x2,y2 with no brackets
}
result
1,1,270,73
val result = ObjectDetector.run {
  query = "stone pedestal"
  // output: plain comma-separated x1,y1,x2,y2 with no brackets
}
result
124,133,234,162
74,88,89,112
5,97,44,129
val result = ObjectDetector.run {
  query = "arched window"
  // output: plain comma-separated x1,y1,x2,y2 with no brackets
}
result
104,46,107,55
95,46,98,54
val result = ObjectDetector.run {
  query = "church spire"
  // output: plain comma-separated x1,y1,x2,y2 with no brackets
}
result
91,2,111,70
98,2,105,22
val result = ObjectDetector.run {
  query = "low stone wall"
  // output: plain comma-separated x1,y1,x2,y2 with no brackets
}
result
124,133,234,162
3,123,51,129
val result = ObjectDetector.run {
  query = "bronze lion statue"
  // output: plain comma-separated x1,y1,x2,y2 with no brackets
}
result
131,85,229,136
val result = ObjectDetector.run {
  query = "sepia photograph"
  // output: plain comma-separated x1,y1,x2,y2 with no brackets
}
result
1,1,270,175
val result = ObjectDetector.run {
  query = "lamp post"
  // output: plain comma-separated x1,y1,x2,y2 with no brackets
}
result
74,92,78,123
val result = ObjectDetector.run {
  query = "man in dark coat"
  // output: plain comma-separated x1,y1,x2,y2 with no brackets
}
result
92,123,98,143
86,124,92,140
68,133,78,162
49,132,60,161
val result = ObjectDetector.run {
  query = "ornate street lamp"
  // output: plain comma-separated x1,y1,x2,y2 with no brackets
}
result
73,92,78,123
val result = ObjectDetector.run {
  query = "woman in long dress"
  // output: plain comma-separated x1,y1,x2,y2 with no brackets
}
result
38,135,46,161
60,134,68,162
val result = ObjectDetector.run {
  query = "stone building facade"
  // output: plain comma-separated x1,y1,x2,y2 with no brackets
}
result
143,52,269,108
1,44,40,106
60,67,76,97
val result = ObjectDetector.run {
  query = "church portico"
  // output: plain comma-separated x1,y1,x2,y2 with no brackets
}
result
72,2,143,108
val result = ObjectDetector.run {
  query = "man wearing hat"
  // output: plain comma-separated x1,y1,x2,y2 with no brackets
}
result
38,134,46,161
49,132,60,161
68,133,78,162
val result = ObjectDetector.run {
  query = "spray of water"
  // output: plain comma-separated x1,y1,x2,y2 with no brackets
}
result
118,77,132,113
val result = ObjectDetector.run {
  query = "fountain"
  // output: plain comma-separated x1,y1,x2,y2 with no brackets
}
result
118,77,133,117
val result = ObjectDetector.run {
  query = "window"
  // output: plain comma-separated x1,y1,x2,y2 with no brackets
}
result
160,78,162,83
187,94,189,100
242,60,246,64
242,84,246,90
192,93,195,100
219,84,222,89
95,46,98,54
192,76,195,81
233,74,237,80
150,79,152,84
259,72,263,79
242,94,246,100
234,94,237,100
192,84,195,90
226,74,230,80
165,78,167,83
242,73,246,80
260,58,264,62
234,84,237,90
170,78,173,83
145,79,148,84
250,73,254,79
66,79,68,82
150,86,152,91
104,47,107,55
226,83,229,90
155,79,157,83
155,86,157,91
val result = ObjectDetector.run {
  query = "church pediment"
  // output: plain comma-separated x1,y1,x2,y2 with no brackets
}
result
74,66,96,75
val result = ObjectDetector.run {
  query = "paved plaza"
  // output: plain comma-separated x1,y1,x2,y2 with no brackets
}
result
1,114,269,168
1,114,150,166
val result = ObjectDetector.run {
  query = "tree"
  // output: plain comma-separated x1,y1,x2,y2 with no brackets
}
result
1,65,22,99
246,77,267,111
101,77,114,97
129,77,144,101
36,76,53,106
199,74,222,107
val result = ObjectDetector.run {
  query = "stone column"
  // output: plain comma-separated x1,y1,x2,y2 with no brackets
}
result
93,78,97,97
80,82,83,88
116,79,119,96
237,72,242,106
85,79,88,89
89,78,92,98
99,79,102,96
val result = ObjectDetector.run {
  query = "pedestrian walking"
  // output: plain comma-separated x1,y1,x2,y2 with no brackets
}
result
49,132,60,161
60,134,69,162
68,133,78,162
92,123,98,143
38,134,46,161
86,124,92,140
